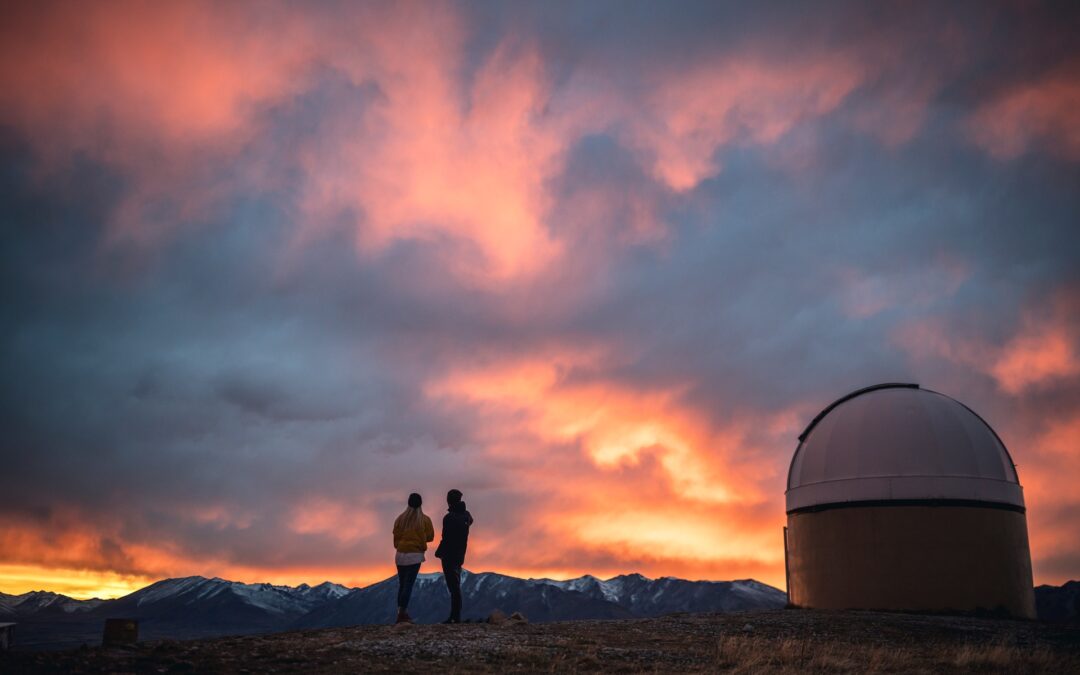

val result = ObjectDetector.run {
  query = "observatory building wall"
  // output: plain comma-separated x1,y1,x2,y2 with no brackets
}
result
786,503,1036,618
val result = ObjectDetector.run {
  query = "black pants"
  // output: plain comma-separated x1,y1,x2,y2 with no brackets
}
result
442,560,463,621
396,563,421,609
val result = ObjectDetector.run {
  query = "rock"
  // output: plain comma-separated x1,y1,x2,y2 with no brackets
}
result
509,612,529,623
102,618,139,647
153,639,180,653
487,610,507,625
742,623,754,633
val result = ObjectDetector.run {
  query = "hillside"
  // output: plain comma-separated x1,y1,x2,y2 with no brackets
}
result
1035,581,1080,622
3,609,1079,674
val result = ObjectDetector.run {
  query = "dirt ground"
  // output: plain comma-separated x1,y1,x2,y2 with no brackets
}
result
3,609,1079,674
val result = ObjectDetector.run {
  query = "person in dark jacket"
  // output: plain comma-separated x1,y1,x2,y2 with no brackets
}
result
434,488,473,623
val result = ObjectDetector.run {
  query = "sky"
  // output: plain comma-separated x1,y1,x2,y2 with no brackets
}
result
1,1,1078,599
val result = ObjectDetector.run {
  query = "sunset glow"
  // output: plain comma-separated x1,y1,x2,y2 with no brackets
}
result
1,1,1078,599
0,564,154,600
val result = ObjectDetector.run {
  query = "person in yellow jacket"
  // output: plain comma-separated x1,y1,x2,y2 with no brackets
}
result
392,492,434,623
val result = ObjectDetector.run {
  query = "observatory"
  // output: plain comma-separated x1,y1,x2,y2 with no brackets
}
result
784,383,1035,618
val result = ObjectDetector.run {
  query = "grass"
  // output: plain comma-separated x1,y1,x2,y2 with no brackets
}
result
4,610,1078,674
707,635,1074,674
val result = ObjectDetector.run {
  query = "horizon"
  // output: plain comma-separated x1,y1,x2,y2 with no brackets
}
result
2,2,1078,603
2,568,774,601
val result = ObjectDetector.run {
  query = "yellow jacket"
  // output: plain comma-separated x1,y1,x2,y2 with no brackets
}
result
393,513,435,553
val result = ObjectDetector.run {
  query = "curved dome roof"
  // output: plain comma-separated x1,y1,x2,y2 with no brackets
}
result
786,384,1023,513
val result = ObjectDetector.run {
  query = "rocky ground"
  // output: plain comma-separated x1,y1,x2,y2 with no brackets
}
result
2,609,1079,673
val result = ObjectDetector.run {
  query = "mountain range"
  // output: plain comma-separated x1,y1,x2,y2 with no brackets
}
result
295,571,786,628
2,572,785,650
7,574,1076,651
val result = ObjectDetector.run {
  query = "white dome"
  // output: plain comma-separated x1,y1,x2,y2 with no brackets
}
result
786,384,1023,512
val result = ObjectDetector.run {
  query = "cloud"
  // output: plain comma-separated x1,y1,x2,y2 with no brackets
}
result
0,1,1079,596
894,288,1080,395
968,60,1080,160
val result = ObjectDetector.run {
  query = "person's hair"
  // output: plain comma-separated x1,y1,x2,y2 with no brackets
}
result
396,494,425,535
447,489,463,505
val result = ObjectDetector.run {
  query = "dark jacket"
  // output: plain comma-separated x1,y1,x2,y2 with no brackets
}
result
435,501,473,566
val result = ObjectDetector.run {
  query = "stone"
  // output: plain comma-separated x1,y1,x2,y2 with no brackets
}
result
509,612,529,623
487,610,507,624
103,618,139,647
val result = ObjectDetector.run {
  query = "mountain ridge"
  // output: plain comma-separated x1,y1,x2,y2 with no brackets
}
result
2,571,786,649
8,575,1077,650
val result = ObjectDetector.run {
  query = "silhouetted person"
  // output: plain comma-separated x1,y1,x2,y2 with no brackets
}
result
434,488,473,623
392,492,434,624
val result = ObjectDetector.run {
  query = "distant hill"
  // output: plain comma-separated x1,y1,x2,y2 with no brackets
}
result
1035,581,1080,622
3,572,785,650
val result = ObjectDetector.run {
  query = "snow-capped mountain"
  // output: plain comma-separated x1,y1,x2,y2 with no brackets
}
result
1,590,103,615
295,571,787,628
101,576,353,636
295,571,636,628
293,580,352,604
7,577,350,650
7,574,1078,651
7,572,784,649
532,573,788,616
122,576,347,617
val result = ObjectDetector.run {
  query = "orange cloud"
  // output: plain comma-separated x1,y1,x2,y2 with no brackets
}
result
424,351,792,586
288,498,377,544
0,505,392,596
0,563,154,600
1005,412,1080,586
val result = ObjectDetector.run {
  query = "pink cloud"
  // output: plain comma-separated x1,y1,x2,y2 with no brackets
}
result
893,287,1080,395
968,60,1080,160
1,2,896,283
613,55,866,191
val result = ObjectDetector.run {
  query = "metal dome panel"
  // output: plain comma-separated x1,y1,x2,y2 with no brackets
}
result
786,384,1024,512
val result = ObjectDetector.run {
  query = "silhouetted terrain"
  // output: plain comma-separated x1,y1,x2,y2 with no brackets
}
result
0,572,785,650
296,572,785,627
1035,581,1080,622
3,609,1078,673
6,576,1076,654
